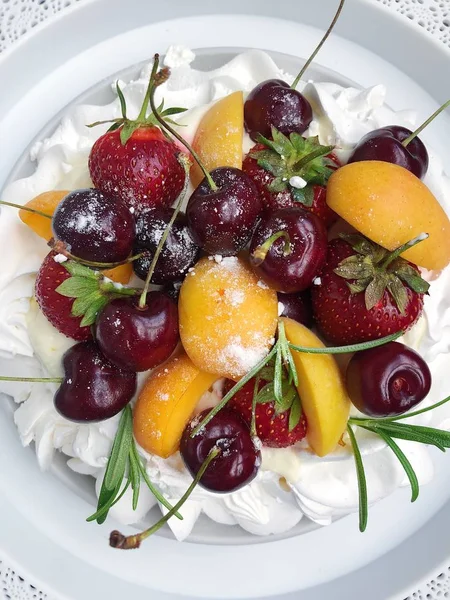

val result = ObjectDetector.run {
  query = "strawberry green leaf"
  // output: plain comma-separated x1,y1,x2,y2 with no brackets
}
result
386,275,409,316
71,291,102,318
80,296,109,327
161,106,188,117
288,395,302,431
116,81,128,119
63,261,98,279
255,382,276,404
56,277,98,298
364,274,389,311
395,264,430,294
120,122,139,145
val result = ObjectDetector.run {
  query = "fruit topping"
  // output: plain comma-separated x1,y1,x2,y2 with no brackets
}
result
326,161,450,271
178,256,278,380
54,341,137,422
346,341,431,417
311,235,428,345
102,262,134,285
190,90,244,188
19,190,69,240
133,206,199,284
249,207,328,293
180,408,261,492
95,292,179,372
186,166,262,256
52,188,135,263
278,290,313,327
133,353,217,458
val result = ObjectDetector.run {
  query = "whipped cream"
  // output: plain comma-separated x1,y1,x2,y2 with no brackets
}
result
1,47,450,540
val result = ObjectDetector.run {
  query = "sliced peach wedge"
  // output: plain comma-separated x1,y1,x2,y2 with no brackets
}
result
281,317,350,457
133,353,218,458
190,91,244,188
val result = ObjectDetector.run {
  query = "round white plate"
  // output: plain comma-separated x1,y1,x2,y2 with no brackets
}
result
1,1,450,598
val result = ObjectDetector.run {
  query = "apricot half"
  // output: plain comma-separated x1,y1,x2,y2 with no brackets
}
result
133,353,217,458
190,91,244,188
282,317,350,457
179,256,278,380
326,161,450,270
19,190,69,241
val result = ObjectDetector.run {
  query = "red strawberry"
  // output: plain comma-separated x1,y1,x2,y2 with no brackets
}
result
242,131,340,227
35,252,92,341
311,235,429,345
224,378,307,448
89,126,186,212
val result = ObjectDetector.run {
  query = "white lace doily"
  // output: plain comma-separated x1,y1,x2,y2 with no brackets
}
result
0,0,449,599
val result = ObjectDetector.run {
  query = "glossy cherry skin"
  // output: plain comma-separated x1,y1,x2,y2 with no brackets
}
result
52,189,135,263
249,207,328,293
54,341,137,422
94,292,179,372
346,341,432,417
133,207,200,284
347,126,429,179
180,408,261,493
244,79,313,141
278,291,313,327
187,167,262,256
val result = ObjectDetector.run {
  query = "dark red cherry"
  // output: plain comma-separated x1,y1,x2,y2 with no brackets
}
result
52,189,135,263
95,292,179,372
186,167,262,256
278,291,313,327
54,341,136,422
244,79,313,142
249,207,327,293
133,207,200,284
180,408,261,493
346,341,432,417
347,126,429,179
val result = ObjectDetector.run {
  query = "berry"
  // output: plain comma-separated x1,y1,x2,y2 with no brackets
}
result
224,378,307,448
52,188,135,263
278,291,313,327
89,127,186,212
95,292,179,372
186,167,262,256
346,341,431,417
249,207,328,293
35,252,92,341
347,126,428,180
133,207,199,284
311,236,427,345
54,341,136,422
244,79,313,141
180,408,261,492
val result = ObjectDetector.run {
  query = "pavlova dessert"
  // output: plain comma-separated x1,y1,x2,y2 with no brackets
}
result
1,32,450,548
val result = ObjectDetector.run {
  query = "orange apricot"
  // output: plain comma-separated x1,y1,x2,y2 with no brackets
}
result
103,262,133,285
19,190,69,241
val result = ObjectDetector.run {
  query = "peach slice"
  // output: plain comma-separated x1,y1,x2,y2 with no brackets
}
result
282,317,350,457
326,161,450,270
190,91,244,188
102,263,133,285
179,256,278,380
19,190,69,241
133,353,218,458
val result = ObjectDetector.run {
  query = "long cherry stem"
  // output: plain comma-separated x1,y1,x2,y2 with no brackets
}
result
0,376,63,383
291,0,346,90
403,99,450,147
109,446,220,549
51,241,146,270
148,54,218,192
138,153,191,309
0,200,52,219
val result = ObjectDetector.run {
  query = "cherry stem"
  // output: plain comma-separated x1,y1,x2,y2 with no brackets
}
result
291,0,346,89
403,99,450,147
381,233,429,270
109,446,221,549
252,231,292,266
0,376,63,383
138,153,191,309
148,54,218,192
51,241,146,269
0,200,52,219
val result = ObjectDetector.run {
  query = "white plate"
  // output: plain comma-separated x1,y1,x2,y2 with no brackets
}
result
1,1,450,598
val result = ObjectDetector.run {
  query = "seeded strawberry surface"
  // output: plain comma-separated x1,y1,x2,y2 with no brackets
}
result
35,252,92,341
311,238,424,345
88,126,186,212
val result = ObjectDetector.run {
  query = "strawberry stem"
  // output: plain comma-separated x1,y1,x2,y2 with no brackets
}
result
148,54,218,192
252,231,292,266
291,0,346,90
0,376,63,383
138,153,191,309
0,200,52,219
136,56,160,123
109,446,221,549
402,99,450,147
381,233,428,269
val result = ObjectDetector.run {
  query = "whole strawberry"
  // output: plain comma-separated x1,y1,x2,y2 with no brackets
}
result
224,377,307,448
311,235,429,345
242,129,339,227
